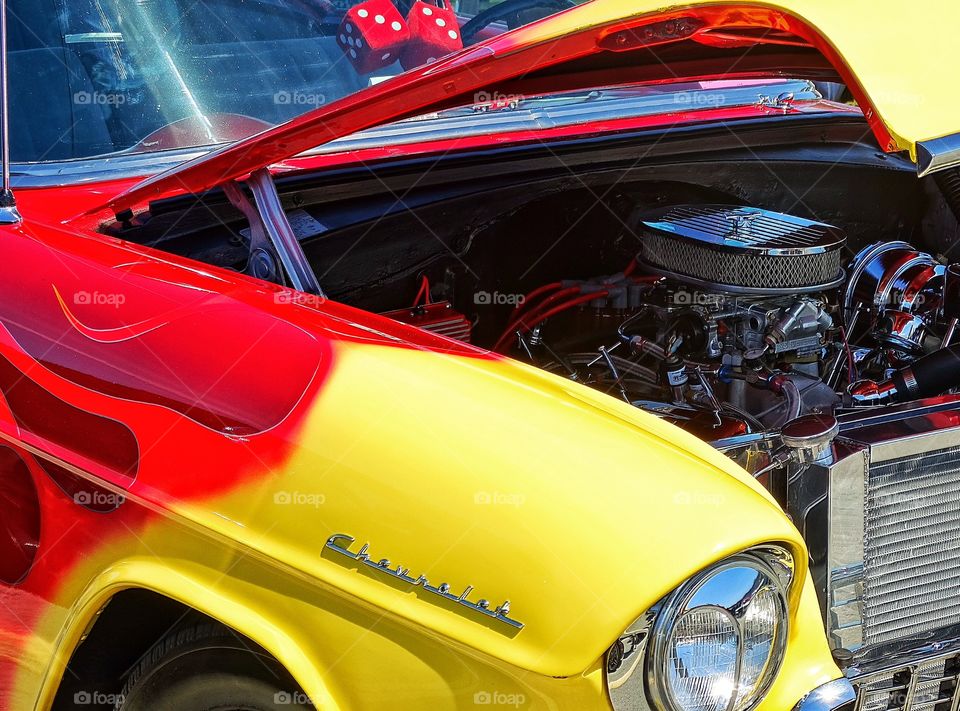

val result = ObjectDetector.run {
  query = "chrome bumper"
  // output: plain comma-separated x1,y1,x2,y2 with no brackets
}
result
793,678,856,710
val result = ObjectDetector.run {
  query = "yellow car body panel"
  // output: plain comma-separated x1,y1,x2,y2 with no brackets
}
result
22,342,841,708
174,344,813,677
31,538,837,710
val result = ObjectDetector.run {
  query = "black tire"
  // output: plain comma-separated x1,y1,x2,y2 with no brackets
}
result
117,623,313,711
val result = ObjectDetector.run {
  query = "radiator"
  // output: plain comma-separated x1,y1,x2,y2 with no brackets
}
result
863,444,960,647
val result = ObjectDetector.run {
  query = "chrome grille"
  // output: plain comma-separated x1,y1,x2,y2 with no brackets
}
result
854,653,960,711
864,445,960,647
637,205,846,293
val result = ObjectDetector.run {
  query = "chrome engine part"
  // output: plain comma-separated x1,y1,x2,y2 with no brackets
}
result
637,204,846,294
844,240,945,320
612,287,839,433
843,242,960,406
513,205,850,437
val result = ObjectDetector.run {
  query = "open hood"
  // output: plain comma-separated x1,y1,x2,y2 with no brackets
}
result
104,0,960,215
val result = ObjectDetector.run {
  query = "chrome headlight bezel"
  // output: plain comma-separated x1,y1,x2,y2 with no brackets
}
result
605,546,793,711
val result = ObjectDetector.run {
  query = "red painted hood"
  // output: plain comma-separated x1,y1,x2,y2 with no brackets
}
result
99,0,937,216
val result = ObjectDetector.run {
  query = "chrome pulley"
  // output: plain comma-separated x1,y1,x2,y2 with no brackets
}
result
843,241,945,323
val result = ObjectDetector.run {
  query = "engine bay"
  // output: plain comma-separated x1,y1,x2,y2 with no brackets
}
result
381,202,960,443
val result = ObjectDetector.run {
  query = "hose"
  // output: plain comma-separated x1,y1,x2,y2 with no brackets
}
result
492,290,609,353
890,343,960,401
770,376,802,426
509,281,562,320
848,342,960,405
494,286,582,348
935,167,960,226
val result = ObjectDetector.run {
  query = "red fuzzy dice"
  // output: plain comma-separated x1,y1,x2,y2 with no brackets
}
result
400,0,463,71
337,0,410,74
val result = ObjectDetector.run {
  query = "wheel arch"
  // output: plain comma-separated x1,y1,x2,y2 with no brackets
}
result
41,561,338,710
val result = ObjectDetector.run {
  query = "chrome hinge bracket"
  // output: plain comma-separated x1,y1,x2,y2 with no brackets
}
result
756,90,796,114
0,189,20,225
224,168,324,296
0,0,18,226
222,179,280,283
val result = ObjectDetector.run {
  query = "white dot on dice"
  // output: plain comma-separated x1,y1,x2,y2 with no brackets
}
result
382,52,391,60
375,14,384,23
357,39,363,47
422,6,433,14
448,30,457,39
391,20,402,30
346,23,353,32
350,48,357,58
436,18,446,26
339,34,346,43
358,8,368,17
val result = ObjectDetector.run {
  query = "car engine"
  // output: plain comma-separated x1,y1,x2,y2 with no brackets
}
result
468,204,958,443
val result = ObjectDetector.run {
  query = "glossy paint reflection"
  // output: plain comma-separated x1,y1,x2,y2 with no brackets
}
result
0,447,39,585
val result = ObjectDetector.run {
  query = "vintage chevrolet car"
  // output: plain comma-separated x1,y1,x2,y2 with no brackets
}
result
2,0,960,709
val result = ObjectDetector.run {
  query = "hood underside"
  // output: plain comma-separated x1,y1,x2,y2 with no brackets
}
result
103,0,960,215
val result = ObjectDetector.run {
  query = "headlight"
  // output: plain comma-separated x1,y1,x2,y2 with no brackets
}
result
606,548,792,711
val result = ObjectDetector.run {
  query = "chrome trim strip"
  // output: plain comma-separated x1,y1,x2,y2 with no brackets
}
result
10,148,211,189
787,440,868,651
793,678,856,710
847,407,960,464
310,79,825,156
838,394,960,431
7,79,825,190
917,132,960,177
64,32,124,44
849,624,960,677
0,0,9,197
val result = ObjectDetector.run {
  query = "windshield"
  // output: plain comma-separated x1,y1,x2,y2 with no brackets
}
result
9,0,574,163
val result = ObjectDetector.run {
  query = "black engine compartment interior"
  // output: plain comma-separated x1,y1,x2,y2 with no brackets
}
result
107,112,958,348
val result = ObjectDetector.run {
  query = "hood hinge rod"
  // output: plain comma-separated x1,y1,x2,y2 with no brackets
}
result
224,168,324,297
